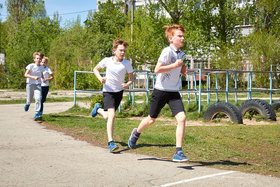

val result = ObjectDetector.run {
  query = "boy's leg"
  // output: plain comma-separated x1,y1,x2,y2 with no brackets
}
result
128,89,166,149
25,84,33,111
137,116,156,133
175,112,186,148
40,86,49,114
106,108,115,142
26,84,34,104
168,92,189,162
128,115,155,149
34,85,42,114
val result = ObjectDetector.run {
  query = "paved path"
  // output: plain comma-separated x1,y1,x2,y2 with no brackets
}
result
0,103,279,186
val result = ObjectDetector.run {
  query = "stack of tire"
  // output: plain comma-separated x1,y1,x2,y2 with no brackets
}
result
203,99,278,124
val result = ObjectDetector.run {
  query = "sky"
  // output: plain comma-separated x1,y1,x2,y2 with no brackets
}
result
0,0,97,26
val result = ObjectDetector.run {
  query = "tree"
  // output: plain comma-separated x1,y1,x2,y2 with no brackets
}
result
6,0,46,25
84,0,127,59
5,17,60,88
158,0,189,24
251,0,280,34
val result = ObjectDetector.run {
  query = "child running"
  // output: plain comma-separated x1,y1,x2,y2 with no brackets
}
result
24,52,45,121
128,24,189,162
39,57,54,116
91,39,134,153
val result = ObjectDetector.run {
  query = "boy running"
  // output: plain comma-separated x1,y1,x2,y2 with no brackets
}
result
128,24,189,162
24,52,45,121
91,39,134,153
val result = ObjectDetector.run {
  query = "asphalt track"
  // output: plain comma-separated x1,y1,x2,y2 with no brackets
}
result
0,102,280,186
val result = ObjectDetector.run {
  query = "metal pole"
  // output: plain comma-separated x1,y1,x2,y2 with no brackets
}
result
216,73,218,102
234,72,237,104
74,71,77,105
207,74,210,105
194,72,197,104
247,72,250,100
226,71,229,103
270,72,273,104
146,71,149,105
187,74,190,104
198,69,202,113
250,72,252,99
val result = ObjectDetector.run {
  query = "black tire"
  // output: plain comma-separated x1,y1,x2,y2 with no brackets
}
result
239,99,276,121
271,101,280,112
203,102,243,124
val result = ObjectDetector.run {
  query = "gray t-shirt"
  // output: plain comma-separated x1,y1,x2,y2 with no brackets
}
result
155,45,186,91
99,57,134,92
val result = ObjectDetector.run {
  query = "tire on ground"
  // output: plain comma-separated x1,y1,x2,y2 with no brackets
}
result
203,102,243,124
238,99,276,121
271,101,280,112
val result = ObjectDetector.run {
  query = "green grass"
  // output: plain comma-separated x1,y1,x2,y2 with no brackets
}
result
42,105,280,178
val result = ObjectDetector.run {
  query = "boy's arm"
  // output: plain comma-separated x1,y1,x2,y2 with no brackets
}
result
93,64,106,84
24,69,39,80
122,72,134,89
154,59,183,74
43,74,54,82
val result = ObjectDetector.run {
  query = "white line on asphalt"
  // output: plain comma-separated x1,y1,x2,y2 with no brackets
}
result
160,171,236,187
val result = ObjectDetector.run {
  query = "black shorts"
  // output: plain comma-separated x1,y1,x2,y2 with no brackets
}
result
149,89,185,118
103,91,123,111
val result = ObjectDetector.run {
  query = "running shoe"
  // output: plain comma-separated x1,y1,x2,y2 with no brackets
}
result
24,104,30,112
128,128,139,149
109,141,119,152
34,113,41,121
173,150,189,162
91,103,101,117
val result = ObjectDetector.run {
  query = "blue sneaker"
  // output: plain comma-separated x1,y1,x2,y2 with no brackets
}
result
24,104,30,112
91,103,101,117
34,113,41,121
109,141,119,152
128,128,139,149
173,151,189,162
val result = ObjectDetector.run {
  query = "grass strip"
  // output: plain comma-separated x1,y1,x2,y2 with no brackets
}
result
42,106,280,178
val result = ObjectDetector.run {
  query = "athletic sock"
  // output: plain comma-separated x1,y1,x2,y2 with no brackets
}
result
175,147,182,153
135,130,141,137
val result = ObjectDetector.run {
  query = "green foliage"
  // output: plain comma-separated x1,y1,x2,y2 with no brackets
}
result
5,17,60,88
90,94,103,108
1,0,280,91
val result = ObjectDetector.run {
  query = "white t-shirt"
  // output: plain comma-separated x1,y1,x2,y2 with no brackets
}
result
41,66,53,87
155,45,186,91
99,57,134,92
26,63,44,84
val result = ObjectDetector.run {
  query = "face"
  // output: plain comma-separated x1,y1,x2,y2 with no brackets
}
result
169,30,184,49
34,55,42,66
113,44,126,61
41,59,48,67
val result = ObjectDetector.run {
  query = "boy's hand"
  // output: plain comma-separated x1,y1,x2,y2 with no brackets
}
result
121,83,129,90
181,65,188,76
34,76,40,80
99,77,106,84
175,59,183,68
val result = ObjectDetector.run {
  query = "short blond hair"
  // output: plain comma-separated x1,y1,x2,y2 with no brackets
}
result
163,24,185,41
33,52,44,59
113,39,129,50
